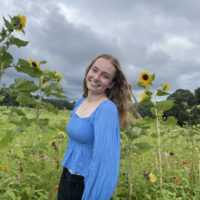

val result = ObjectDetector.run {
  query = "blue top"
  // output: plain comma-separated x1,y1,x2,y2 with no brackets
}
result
62,97,120,200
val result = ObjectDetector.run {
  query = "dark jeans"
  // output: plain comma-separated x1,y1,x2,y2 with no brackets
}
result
57,167,85,200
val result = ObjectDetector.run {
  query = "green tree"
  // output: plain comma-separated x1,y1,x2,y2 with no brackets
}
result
194,87,200,104
164,89,198,126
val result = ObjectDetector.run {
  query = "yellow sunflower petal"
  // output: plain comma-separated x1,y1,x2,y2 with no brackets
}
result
17,15,26,30
149,172,157,183
55,71,60,77
141,91,146,101
28,59,40,69
163,82,170,92
139,72,152,85
41,81,48,87
57,79,61,84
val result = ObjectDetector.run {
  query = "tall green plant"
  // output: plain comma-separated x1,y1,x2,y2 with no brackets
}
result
137,72,174,197
0,15,28,83
0,15,66,149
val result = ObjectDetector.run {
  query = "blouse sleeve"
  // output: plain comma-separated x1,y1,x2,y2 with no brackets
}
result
82,101,120,200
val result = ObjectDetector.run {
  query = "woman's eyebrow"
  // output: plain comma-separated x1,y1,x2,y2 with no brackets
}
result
92,65,111,75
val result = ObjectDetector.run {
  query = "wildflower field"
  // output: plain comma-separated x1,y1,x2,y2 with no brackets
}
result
1,105,200,200
1,14,200,200
0,107,69,199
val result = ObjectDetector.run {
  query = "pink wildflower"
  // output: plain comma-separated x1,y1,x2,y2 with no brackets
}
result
37,155,43,158
13,175,21,179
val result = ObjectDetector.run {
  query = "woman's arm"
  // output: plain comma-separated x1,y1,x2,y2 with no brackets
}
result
82,101,120,200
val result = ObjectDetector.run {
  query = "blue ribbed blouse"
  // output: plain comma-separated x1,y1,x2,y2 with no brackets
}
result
62,97,120,200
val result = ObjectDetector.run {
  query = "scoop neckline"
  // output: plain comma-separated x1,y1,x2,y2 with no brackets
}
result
74,97,110,119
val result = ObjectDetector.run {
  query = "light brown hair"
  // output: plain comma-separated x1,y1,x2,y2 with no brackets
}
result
83,54,137,128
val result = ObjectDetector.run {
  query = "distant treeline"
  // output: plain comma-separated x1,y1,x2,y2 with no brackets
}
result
138,87,200,126
0,89,75,110
1,87,200,126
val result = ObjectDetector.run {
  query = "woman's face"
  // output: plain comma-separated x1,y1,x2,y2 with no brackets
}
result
86,57,116,95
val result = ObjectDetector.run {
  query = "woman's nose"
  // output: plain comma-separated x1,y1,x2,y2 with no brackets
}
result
93,73,100,81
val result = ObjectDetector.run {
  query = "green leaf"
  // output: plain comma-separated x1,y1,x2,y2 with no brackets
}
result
15,78,38,92
0,27,7,42
8,112,21,124
134,142,152,150
3,16,13,31
16,59,43,78
151,73,155,81
16,93,37,107
38,118,49,129
137,81,146,89
42,83,66,98
156,89,170,96
126,127,143,140
10,107,25,116
39,60,47,65
45,102,59,114
10,36,29,47
49,92,67,98
150,107,155,116
0,127,23,147
4,189,16,200
162,116,177,126
155,100,174,112
0,51,13,68
139,95,152,104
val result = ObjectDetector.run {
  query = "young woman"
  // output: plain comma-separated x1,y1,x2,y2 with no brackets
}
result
58,54,135,200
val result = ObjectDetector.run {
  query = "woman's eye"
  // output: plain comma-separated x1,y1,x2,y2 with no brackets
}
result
92,68,97,72
103,74,109,79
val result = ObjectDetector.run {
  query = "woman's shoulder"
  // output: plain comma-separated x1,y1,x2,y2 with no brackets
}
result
97,99,118,113
74,97,85,107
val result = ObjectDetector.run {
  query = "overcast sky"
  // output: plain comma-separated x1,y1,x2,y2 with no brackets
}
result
1,0,200,102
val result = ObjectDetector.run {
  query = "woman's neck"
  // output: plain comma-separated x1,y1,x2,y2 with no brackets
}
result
86,92,107,103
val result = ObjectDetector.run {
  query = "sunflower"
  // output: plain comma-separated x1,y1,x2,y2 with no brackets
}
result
163,82,170,92
141,91,146,101
139,72,152,85
13,15,26,31
57,74,63,84
28,59,40,69
18,15,26,29
55,71,60,77
41,81,48,87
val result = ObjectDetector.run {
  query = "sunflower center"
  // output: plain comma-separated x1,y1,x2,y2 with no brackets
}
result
32,62,37,68
143,74,149,80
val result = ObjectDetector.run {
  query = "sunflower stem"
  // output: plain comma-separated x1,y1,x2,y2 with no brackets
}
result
152,89,163,196
33,80,42,147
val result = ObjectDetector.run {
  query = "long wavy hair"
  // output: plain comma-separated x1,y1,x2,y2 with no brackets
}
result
83,54,138,128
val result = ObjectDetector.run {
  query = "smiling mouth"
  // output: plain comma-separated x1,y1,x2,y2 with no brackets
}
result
89,80,100,87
